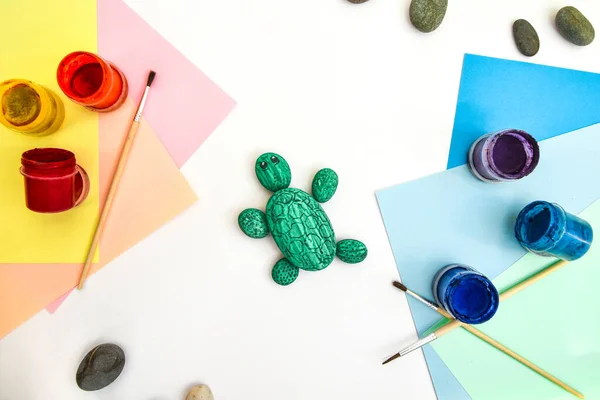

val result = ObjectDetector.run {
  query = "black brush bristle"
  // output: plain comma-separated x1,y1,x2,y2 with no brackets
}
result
382,353,401,365
147,71,156,87
393,281,408,292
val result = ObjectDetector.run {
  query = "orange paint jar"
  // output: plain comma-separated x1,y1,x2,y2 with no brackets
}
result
57,51,128,112
0,79,65,136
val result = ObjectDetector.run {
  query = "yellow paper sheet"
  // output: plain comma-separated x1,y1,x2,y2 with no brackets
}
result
0,98,198,338
0,0,99,262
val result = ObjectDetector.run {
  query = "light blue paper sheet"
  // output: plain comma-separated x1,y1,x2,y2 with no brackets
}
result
447,54,600,169
378,123,600,334
377,123,600,399
423,345,471,400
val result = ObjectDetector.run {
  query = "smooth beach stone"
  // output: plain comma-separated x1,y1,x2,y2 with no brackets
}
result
346,0,370,3
186,384,214,400
409,0,448,33
76,343,125,391
512,19,540,57
555,6,595,46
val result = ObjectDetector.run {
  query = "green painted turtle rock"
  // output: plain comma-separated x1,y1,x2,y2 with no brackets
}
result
239,152,368,286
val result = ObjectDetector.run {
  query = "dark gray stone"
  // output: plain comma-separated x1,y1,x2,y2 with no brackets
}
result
76,343,125,391
409,0,448,33
513,19,540,57
555,6,595,46
346,0,369,3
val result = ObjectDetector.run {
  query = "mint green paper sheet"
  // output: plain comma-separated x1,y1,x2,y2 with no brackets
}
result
431,200,600,400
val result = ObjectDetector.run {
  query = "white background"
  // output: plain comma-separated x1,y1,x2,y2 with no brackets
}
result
1,0,599,399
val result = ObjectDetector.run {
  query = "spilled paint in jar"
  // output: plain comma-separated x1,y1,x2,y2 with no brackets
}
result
0,79,65,136
433,264,499,324
468,129,540,182
515,200,593,261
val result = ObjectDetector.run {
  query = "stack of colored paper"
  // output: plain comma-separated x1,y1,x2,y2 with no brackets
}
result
0,0,235,338
377,55,600,399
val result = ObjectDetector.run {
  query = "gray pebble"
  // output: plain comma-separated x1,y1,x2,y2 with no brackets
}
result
76,343,125,391
513,19,540,57
409,0,448,33
346,0,370,3
555,6,595,46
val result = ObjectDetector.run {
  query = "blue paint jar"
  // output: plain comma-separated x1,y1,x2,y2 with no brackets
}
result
432,264,499,324
515,201,593,261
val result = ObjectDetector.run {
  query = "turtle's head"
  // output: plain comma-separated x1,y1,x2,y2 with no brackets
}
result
255,152,291,192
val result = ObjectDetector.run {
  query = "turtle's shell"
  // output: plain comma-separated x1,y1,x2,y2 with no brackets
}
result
266,188,336,271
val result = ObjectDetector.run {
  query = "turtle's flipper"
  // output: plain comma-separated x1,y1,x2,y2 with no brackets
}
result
311,168,338,203
336,239,368,263
238,208,269,238
272,258,299,285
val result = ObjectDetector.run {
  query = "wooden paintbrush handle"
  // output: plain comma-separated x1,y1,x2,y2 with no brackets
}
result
435,258,570,337
78,121,141,290
463,325,583,398
434,302,583,398
499,259,568,301
430,258,583,397
434,319,462,337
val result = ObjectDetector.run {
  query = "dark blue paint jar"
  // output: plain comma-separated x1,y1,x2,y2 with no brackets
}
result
432,264,500,324
515,201,593,261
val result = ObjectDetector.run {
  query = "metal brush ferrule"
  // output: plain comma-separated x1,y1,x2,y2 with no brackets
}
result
134,86,151,122
399,333,438,357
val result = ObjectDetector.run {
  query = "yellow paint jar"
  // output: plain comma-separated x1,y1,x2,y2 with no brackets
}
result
0,79,65,136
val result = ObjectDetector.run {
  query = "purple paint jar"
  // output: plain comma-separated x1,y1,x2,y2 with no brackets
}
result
468,129,540,183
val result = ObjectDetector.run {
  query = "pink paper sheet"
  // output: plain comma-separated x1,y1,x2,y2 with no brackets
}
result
42,0,236,314
98,0,236,167
46,289,74,314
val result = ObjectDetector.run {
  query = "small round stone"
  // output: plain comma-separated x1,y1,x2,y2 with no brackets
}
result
409,0,448,33
186,384,214,400
76,343,125,391
555,6,595,46
346,0,369,3
513,19,540,57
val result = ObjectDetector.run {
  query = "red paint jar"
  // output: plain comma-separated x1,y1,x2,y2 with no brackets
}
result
57,51,128,112
20,148,90,213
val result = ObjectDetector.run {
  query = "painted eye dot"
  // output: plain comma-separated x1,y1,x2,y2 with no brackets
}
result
271,156,279,164
260,161,268,170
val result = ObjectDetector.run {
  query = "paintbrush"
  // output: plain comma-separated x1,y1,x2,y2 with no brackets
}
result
388,281,584,399
77,70,157,290
383,258,569,362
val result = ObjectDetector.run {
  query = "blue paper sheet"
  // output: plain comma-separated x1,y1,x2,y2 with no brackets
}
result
377,123,600,399
447,54,600,169
391,54,600,400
